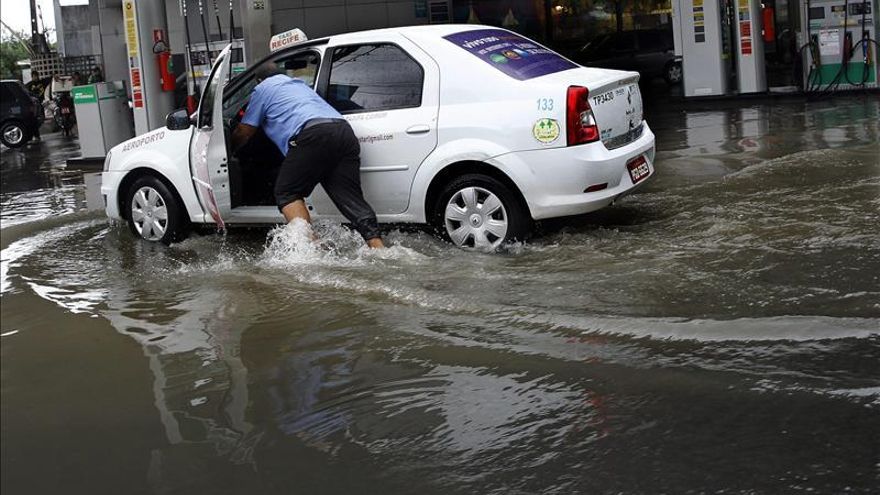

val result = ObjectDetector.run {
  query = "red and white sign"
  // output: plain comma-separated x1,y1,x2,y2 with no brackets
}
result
269,28,307,52
740,22,753,55
130,68,141,89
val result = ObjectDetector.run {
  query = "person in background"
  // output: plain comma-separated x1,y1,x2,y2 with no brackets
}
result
88,66,104,84
231,62,385,249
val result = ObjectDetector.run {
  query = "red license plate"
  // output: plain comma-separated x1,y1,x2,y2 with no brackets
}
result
61,108,71,114
627,156,650,184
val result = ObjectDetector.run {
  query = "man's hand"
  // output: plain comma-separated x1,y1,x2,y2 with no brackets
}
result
231,123,258,153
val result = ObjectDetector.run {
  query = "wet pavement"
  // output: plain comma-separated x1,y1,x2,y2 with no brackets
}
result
2,95,879,494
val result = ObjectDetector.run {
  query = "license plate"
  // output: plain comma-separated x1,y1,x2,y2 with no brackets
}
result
627,156,650,184
61,108,71,114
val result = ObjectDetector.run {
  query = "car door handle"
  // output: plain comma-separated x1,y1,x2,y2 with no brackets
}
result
406,125,430,135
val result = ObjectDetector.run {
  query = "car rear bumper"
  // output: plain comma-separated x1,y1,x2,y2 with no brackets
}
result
492,122,656,220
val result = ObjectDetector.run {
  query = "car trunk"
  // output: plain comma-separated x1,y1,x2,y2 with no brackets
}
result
539,67,645,150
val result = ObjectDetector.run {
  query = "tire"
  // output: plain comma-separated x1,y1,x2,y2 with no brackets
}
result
0,120,30,149
125,175,191,244
664,61,683,85
433,173,532,251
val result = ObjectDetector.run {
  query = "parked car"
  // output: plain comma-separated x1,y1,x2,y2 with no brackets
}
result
566,29,682,85
101,25,656,250
0,80,44,148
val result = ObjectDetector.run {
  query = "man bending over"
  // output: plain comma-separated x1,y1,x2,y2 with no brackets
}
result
231,62,384,249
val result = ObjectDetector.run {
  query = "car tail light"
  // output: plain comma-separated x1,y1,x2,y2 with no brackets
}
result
566,86,600,146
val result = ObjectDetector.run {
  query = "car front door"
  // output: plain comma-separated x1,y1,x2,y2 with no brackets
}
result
190,45,232,228
314,36,440,216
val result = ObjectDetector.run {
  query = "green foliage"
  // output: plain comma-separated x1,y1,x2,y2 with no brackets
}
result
1,32,32,80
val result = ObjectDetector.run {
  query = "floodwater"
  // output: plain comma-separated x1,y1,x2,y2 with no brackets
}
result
2,96,879,494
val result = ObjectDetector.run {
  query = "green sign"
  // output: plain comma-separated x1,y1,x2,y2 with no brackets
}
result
72,85,98,104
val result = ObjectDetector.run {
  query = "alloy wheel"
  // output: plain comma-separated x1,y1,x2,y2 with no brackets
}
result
131,186,169,241
2,124,24,146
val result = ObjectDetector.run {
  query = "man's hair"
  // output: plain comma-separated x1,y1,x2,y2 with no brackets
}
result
255,62,284,82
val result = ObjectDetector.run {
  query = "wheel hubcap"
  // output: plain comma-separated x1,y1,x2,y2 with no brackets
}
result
444,186,508,250
131,186,168,241
3,125,23,145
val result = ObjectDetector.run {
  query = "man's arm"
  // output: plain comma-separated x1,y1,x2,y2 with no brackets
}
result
232,84,266,153
231,123,258,152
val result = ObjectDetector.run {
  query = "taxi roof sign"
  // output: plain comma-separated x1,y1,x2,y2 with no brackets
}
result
269,29,308,52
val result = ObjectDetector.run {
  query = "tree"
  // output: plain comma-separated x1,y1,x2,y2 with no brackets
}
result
0,30,33,80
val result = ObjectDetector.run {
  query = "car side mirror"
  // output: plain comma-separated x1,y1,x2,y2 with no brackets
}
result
166,108,191,130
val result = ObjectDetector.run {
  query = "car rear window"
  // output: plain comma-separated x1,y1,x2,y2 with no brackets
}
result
443,28,577,81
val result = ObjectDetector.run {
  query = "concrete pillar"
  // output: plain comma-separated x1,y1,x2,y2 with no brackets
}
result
734,0,767,93
240,0,273,64
97,0,129,86
122,0,175,134
674,0,729,97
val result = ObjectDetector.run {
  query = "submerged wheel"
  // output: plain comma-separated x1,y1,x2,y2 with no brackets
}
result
125,175,190,244
664,61,683,85
1,120,29,148
434,173,531,251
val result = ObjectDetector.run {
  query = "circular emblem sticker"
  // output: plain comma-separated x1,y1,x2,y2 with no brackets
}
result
533,118,560,144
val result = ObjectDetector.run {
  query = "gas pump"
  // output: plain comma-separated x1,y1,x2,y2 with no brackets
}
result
186,39,247,89
799,0,879,91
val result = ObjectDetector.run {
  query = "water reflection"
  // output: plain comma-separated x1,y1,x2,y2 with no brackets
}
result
2,97,879,493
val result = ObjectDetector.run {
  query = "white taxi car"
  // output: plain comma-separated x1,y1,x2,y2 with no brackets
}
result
101,25,655,250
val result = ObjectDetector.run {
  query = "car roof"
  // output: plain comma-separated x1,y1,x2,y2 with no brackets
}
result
237,24,496,84
286,24,500,47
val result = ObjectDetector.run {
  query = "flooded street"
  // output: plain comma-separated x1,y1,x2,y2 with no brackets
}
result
2,96,879,494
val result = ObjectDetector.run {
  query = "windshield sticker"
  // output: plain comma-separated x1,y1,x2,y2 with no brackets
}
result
444,29,577,81
533,118,560,144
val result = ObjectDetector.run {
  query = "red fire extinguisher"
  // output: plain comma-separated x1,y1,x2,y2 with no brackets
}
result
152,30,175,92
158,50,175,91
762,6,776,43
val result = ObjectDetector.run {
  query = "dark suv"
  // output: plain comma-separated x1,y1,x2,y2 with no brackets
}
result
1,80,44,149
565,29,682,85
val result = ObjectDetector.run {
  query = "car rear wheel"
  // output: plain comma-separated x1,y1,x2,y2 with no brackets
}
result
126,176,190,244
1,120,30,149
664,61,683,85
434,174,531,251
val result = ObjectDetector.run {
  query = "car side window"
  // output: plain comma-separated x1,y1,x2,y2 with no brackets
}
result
326,44,423,114
1,83,15,106
221,50,320,121
636,31,663,52
612,33,636,52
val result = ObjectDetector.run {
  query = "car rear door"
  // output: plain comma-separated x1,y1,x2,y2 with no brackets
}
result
314,34,440,216
189,45,232,228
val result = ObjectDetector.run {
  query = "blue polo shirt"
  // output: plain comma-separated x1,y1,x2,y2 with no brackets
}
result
241,74,342,156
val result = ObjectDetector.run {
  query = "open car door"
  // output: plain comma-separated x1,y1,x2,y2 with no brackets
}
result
190,45,232,229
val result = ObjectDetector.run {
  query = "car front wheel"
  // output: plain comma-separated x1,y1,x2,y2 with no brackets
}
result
125,176,190,244
0,120,30,149
434,174,531,251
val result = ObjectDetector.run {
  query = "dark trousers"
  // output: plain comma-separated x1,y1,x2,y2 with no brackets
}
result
274,120,380,240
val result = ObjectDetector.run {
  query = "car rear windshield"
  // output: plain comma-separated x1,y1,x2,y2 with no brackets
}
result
443,28,577,81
